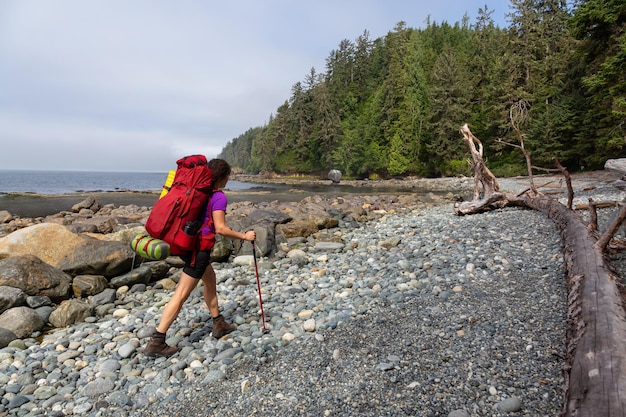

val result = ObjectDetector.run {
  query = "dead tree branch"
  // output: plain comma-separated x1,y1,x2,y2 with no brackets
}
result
596,203,626,252
509,100,537,194
588,199,598,232
553,158,574,209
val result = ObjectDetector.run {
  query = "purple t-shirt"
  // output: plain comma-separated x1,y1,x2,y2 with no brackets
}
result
201,190,227,235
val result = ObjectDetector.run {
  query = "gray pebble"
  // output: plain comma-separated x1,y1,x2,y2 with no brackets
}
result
7,395,30,409
375,362,394,371
82,378,115,397
495,397,523,412
118,342,137,358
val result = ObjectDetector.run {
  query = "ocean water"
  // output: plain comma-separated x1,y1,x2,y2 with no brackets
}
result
0,170,255,195
0,169,425,218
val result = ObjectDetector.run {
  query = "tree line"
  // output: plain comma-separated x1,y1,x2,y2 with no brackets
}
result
218,0,626,178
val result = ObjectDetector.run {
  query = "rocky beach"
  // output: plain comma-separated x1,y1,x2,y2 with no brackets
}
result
0,171,624,417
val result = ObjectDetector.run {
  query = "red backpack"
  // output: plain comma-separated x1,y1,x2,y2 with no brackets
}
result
145,155,213,255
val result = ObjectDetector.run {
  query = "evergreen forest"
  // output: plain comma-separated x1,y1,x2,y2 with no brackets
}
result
218,0,626,179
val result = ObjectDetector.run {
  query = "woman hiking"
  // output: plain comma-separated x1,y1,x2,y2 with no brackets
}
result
144,158,256,357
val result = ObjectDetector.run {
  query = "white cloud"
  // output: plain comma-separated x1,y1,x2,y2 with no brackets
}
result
0,0,509,171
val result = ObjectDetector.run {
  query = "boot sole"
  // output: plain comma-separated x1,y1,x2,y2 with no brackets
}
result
144,348,178,357
212,329,234,339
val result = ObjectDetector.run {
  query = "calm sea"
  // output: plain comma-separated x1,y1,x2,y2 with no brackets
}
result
0,170,255,195
0,169,422,218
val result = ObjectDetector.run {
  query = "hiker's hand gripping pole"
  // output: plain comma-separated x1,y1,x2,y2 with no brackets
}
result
251,240,268,333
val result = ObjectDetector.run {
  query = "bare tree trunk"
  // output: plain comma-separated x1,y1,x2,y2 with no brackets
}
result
455,124,504,214
460,124,499,198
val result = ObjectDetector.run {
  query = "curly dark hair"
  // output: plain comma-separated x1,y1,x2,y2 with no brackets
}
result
207,158,232,189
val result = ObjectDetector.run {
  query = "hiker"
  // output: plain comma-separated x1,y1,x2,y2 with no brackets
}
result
144,158,256,357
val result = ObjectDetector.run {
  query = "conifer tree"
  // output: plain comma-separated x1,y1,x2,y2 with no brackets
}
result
506,0,576,167
570,0,626,166
219,5,622,176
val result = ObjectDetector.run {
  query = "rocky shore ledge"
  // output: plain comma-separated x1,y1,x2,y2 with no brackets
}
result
0,172,624,417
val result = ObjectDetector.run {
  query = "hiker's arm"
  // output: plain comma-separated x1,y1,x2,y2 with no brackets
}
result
212,210,256,241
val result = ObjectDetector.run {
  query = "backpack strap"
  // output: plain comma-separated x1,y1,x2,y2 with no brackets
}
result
189,190,219,266
202,190,222,230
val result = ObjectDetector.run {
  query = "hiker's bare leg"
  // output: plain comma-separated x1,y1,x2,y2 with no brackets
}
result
201,265,219,317
156,273,200,333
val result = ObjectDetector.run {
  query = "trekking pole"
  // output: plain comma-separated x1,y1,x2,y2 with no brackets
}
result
251,241,268,333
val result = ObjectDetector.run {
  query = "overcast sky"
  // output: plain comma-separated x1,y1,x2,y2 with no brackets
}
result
0,0,510,172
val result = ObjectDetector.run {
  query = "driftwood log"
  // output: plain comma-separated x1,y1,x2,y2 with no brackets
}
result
455,124,626,416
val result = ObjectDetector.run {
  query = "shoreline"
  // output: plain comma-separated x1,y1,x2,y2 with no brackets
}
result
1,170,622,219
0,192,161,219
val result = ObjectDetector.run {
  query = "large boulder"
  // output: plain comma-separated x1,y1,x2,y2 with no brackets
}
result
56,239,135,277
0,306,45,338
0,255,72,302
328,169,342,183
245,209,291,256
0,223,88,266
26,295,51,309
247,224,275,257
605,159,626,175
226,220,275,257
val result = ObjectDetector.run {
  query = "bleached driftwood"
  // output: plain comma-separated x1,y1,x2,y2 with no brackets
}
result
454,124,626,417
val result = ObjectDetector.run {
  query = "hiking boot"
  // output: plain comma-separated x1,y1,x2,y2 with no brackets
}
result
212,314,235,339
144,335,178,357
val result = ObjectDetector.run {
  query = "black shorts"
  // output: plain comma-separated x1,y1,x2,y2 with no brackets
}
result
180,250,212,279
